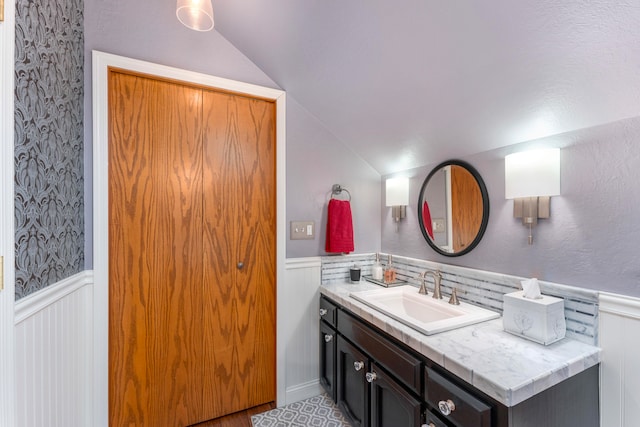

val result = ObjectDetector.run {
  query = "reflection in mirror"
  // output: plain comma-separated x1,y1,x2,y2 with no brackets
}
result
418,160,489,257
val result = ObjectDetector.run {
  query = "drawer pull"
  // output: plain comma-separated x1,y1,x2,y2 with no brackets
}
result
353,361,365,371
319,308,328,316
324,334,333,343
365,371,377,383
438,399,456,416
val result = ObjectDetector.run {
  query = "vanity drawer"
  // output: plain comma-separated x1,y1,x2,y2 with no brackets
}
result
320,296,338,328
425,409,451,427
425,367,491,427
337,310,422,394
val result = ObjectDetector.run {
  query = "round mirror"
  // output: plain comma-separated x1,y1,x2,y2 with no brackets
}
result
418,160,489,257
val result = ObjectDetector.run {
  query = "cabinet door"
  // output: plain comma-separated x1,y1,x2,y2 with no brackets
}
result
369,362,422,427
320,321,337,401
337,336,369,427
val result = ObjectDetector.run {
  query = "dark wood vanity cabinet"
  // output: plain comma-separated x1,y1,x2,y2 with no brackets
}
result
319,297,338,400
319,294,599,427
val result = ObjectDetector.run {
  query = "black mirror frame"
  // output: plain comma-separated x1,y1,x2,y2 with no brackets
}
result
417,160,490,257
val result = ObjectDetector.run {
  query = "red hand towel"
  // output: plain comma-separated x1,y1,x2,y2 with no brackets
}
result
422,201,434,239
325,199,354,253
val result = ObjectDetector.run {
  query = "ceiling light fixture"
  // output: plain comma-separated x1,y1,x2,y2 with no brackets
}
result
176,0,214,32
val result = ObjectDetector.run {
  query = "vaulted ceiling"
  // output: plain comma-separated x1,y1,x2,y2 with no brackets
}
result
212,0,640,175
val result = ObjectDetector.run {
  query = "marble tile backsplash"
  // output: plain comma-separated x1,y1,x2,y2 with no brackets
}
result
321,253,599,346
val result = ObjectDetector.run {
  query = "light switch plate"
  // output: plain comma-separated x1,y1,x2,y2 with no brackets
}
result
290,221,315,240
433,218,446,233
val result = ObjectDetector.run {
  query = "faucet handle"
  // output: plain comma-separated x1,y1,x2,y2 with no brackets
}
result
418,273,428,295
448,288,460,305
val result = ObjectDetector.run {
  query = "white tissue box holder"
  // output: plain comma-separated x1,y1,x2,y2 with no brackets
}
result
503,291,566,345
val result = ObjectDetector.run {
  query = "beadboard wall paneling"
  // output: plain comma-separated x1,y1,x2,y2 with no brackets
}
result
15,272,93,427
14,0,85,299
599,292,640,427
284,257,324,404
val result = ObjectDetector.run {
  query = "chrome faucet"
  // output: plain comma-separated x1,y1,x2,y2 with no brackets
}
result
419,269,443,299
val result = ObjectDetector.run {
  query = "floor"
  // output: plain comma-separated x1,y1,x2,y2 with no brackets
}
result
251,393,351,427
190,403,276,427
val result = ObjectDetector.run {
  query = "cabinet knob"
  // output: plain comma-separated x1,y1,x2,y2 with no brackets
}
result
319,308,328,317
353,361,365,371
324,334,333,343
237,262,244,269
438,399,456,416
365,371,377,383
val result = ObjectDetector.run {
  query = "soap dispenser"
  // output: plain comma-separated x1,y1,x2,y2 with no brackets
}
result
383,254,396,284
371,253,383,281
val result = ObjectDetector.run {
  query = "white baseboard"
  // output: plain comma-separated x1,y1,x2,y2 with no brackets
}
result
285,380,324,405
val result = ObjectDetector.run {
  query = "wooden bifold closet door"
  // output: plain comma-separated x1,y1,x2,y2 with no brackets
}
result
108,69,276,427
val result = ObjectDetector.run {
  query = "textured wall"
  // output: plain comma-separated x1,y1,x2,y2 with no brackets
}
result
383,117,640,297
83,0,381,264
14,0,85,299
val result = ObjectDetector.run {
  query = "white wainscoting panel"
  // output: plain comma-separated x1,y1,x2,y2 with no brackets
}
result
599,292,640,427
283,257,323,405
15,271,94,427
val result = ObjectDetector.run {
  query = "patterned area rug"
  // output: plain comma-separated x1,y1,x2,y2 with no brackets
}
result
251,393,352,427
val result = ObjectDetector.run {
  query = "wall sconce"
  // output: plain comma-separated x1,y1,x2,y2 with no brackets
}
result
176,0,214,32
505,148,560,244
386,177,409,225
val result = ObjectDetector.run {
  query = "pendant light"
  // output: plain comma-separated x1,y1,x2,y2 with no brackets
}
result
176,0,214,32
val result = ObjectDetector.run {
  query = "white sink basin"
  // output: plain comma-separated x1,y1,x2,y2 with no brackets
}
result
350,285,499,335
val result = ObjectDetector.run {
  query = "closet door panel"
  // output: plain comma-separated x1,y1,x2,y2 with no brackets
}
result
201,91,276,418
108,71,204,426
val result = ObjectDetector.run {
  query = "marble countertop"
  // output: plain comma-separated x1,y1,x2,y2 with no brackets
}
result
321,281,601,407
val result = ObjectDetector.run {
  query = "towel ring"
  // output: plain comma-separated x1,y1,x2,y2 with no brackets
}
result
331,184,351,201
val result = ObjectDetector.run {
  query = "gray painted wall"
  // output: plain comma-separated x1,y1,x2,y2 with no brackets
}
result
383,117,640,297
83,0,381,265
83,0,640,298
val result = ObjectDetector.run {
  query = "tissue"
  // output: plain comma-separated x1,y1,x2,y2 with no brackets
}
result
521,278,542,299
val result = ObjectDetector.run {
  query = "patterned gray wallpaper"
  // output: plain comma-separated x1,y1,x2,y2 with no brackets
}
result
14,0,85,299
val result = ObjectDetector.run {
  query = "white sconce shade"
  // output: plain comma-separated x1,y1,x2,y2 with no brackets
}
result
385,177,409,207
177,0,214,32
505,148,560,244
386,177,409,226
505,148,560,199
